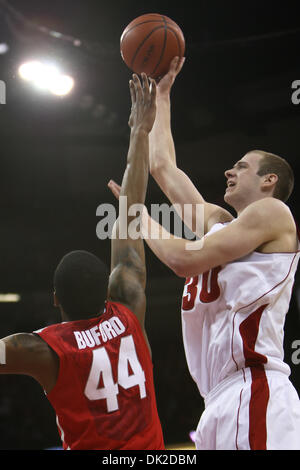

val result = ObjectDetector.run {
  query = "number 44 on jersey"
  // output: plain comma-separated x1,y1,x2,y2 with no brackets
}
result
84,334,147,412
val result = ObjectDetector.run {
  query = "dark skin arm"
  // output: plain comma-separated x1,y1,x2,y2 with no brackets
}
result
107,74,156,351
0,333,59,393
0,74,156,392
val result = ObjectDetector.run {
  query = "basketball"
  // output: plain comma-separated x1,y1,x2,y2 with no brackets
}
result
120,13,185,79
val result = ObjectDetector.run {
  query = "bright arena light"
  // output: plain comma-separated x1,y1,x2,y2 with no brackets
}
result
18,60,43,81
50,74,74,96
0,43,9,54
0,294,21,303
33,64,60,91
18,60,74,96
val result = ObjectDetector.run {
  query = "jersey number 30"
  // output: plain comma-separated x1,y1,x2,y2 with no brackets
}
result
182,266,221,310
84,335,146,413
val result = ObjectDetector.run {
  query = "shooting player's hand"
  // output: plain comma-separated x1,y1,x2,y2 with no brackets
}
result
156,56,185,94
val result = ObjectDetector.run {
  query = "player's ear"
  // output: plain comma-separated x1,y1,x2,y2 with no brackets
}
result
53,291,59,307
262,173,278,187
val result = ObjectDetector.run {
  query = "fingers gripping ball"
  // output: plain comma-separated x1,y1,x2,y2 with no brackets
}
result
120,13,185,79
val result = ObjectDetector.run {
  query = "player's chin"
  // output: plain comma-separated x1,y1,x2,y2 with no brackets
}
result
224,190,236,206
224,190,231,203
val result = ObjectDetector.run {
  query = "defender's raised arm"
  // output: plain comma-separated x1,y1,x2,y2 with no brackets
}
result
107,74,156,333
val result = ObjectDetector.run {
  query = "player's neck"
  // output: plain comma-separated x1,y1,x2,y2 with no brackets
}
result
234,194,271,216
61,311,103,323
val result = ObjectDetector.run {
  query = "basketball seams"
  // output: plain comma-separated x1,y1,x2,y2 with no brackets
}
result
167,27,184,58
151,17,168,77
130,25,165,69
130,27,183,75
120,17,179,44
120,14,185,78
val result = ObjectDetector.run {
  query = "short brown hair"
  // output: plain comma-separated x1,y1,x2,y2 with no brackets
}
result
252,150,294,202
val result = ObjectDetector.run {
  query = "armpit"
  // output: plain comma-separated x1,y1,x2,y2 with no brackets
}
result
207,207,234,232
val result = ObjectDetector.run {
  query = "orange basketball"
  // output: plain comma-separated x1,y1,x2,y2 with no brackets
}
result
120,13,185,79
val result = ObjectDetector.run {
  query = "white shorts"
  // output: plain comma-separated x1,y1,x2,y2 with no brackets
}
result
195,367,300,450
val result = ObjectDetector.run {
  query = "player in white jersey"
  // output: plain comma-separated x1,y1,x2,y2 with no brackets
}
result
108,174,300,449
137,57,300,450
181,229,300,449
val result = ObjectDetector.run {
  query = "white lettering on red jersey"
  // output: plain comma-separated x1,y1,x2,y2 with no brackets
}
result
181,222,300,398
35,301,164,450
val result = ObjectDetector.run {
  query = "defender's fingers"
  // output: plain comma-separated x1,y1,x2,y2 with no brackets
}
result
141,72,151,100
150,79,157,102
132,74,143,101
129,79,136,104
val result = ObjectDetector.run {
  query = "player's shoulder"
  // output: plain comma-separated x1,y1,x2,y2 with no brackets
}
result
35,321,68,339
246,197,293,221
5,332,48,350
105,300,140,329
106,300,151,356
105,299,130,316
4,332,57,364
107,261,146,328
241,198,297,241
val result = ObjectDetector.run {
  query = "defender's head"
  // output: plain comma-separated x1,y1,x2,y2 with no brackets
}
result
53,250,109,321
224,150,294,213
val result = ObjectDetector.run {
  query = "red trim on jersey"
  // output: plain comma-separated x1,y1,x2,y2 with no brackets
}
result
231,251,299,370
296,220,300,241
239,305,269,450
235,388,244,450
248,366,269,450
239,305,268,368
230,251,299,450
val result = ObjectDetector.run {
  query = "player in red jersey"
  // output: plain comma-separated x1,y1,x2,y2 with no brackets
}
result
0,73,165,450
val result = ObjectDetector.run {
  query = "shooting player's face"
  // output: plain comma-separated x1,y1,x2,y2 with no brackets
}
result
224,152,263,209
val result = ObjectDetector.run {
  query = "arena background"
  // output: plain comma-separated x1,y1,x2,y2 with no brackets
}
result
0,0,299,450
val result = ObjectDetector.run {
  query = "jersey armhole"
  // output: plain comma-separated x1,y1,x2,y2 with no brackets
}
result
33,331,62,397
106,301,153,365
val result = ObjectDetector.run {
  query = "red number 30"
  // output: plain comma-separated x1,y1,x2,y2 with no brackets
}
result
182,266,221,310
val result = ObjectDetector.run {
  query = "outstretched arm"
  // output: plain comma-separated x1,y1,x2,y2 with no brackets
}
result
149,57,233,235
0,333,58,393
0,75,156,390
107,74,156,331
140,198,294,278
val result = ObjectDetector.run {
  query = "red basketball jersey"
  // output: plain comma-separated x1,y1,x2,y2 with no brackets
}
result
34,301,165,450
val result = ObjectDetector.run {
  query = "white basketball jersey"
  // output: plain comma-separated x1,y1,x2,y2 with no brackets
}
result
181,222,300,399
